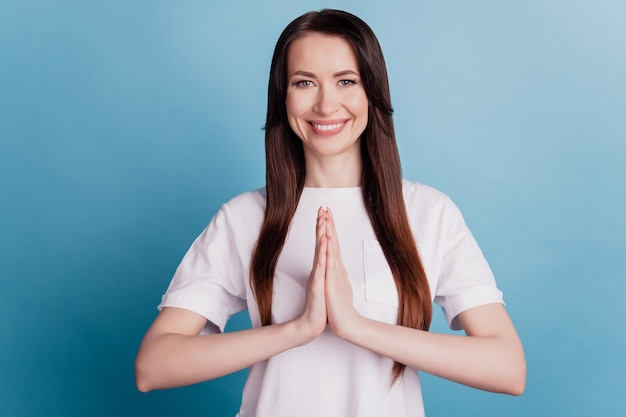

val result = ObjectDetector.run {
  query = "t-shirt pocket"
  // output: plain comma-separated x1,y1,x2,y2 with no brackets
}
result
363,240,399,307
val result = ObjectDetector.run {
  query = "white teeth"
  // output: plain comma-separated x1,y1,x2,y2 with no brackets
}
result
312,122,344,131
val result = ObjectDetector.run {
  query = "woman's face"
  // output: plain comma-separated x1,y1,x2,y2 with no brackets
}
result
285,32,368,163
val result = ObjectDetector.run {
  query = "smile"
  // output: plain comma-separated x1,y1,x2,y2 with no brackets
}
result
309,120,349,136
312,122,344,131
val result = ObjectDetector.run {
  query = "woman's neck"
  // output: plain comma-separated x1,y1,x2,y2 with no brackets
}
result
303,153,362,188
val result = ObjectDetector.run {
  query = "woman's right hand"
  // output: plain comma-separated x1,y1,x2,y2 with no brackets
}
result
295,206,329,342
136,208,334,392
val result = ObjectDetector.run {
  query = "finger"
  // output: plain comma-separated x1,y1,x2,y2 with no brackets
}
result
316,206,325,237
314,234,328,283
315,206,326,233
326,208,342,259
325,223,340,276
325,233,336,271
312,206,326,265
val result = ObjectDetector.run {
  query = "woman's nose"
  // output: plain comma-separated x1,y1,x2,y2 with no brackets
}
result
312,85,339,116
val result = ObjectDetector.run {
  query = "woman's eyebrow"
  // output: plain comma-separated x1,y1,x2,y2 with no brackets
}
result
289,69,360,78
334,70,359,77
290,70,316,78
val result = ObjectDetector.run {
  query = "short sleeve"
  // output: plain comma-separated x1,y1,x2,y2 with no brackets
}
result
158,207,248,332
433,196,504,330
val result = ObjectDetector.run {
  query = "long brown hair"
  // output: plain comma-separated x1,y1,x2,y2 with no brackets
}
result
250,9,432,383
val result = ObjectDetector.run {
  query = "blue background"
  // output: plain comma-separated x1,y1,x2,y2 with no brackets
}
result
1,0,625,416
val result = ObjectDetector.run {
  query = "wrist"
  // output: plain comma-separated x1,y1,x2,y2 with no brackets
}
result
331,311,365,342
290,316,326,346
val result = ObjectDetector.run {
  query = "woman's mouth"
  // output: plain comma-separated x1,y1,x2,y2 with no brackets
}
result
309,120,349,136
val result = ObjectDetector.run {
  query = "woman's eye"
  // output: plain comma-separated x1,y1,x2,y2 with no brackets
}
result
339,79,357,87
295,80,314,88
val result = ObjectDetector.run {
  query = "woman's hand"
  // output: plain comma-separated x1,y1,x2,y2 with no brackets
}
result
294,209,525,395
323,208,361,339
136,208,336,392
295,206,329,342
296,207,361,342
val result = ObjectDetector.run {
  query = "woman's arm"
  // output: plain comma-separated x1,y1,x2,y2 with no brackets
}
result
339,303,526,395
135,207,330,393
135,307,316,392
322,208,526,395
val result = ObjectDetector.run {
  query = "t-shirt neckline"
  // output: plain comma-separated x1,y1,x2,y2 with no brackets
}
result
300,186,362,201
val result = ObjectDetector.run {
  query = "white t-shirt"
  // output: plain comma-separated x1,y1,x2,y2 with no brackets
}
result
159,180,503,417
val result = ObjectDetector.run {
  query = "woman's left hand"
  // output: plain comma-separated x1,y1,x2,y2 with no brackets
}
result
318,211,525,395
323,208,361,338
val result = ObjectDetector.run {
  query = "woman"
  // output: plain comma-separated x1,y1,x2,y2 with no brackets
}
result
135,9,526,416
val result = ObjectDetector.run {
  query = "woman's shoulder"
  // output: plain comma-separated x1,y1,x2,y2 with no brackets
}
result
224,186,267,207
220,186,267,219
402,179,451,206
204,187,266,238
401,179,470,229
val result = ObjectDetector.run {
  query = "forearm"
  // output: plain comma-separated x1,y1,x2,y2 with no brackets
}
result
135,320,309,392
344,311,526,395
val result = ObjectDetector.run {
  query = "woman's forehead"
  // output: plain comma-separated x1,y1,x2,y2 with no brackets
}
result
287,33,359,76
